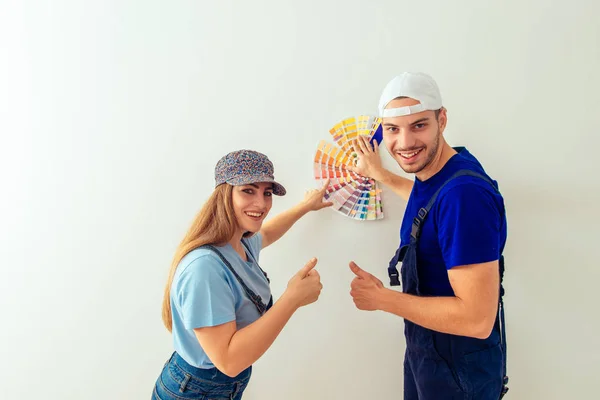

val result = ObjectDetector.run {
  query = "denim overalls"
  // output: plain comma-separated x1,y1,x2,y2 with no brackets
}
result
153,241,273,400
388,170,509,400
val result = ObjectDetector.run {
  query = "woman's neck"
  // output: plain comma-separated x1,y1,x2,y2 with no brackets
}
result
228,230,247,261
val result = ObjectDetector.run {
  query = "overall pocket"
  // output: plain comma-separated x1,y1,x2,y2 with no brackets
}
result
430,333,469,397
463,342,504,397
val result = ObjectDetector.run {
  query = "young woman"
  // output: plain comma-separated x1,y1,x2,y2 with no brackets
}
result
152,149,332,400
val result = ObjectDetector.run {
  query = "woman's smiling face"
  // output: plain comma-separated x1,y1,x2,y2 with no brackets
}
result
231,182,274,234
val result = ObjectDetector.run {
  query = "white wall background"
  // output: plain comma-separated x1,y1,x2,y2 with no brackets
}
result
1,0,599,399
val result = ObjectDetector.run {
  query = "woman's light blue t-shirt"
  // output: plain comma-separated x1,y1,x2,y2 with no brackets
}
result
170,233,271,369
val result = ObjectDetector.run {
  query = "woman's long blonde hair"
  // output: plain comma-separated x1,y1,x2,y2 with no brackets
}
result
161,184,250,332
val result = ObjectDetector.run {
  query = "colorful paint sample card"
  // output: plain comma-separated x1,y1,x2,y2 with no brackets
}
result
314,115,384,221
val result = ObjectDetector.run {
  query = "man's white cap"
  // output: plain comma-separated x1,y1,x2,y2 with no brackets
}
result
378,72,443,118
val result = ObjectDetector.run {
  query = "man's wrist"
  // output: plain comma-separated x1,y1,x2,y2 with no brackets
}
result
374,286,391,312
376,287,402,313
376,168,392,184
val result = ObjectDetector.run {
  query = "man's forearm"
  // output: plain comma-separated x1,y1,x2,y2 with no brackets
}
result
378,169,413,201
377,289,493,339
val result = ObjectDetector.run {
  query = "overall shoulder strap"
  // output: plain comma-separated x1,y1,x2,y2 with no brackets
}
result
241,238,270,283
410,169,497,241
200,244,269,315
499,254,509,398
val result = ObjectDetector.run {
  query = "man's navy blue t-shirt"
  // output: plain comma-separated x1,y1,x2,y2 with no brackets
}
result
399,147,507,297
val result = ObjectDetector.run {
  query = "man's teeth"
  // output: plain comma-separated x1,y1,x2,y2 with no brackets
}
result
400,150,420,158
246,212,263,218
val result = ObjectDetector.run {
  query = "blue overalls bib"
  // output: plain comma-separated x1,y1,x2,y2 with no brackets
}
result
388,170,509,399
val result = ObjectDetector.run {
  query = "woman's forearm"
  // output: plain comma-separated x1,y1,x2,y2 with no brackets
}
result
260,203,309,247
224,294,298,376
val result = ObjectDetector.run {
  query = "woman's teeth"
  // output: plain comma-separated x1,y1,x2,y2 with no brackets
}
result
245,212,263,218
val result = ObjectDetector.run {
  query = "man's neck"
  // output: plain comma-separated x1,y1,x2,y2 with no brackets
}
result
415,143,457,182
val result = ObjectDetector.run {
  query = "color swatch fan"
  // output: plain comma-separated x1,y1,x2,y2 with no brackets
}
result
314,115,384,220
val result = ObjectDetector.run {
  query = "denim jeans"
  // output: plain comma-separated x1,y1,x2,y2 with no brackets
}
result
152,352,252,400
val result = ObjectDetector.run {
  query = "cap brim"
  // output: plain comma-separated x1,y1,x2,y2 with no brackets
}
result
227,175,286,196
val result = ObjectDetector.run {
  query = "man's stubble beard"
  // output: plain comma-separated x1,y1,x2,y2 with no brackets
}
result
399,127,441,175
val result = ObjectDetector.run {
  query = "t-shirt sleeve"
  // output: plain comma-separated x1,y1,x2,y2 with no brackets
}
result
176,254,236,330
436,182,503,269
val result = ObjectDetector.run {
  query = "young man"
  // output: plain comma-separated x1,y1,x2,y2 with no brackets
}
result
348,72,509,399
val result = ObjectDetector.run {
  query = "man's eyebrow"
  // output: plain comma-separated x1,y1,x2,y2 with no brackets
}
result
382,117,430,128
410,117,430,126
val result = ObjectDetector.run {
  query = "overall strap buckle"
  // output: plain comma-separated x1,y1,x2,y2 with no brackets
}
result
410,208,428,240
500,376,509,398
387,246,407,286
388,271,400,286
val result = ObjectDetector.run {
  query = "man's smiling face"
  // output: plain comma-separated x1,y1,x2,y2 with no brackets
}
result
382,97,447,175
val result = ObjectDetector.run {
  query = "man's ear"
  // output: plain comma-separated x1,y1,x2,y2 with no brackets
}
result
438,107,448,133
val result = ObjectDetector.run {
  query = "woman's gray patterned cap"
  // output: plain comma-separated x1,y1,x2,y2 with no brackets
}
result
214,150,286,196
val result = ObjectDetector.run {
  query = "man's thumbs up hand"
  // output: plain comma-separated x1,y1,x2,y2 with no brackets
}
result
349,261,384,311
